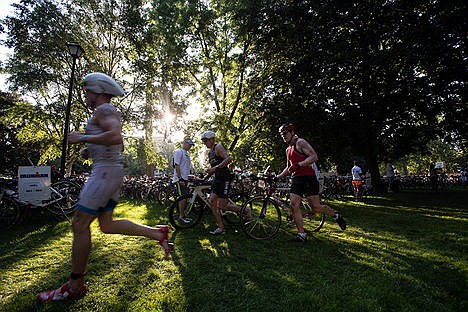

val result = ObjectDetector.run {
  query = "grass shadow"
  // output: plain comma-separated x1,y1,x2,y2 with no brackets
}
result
1,191,466,311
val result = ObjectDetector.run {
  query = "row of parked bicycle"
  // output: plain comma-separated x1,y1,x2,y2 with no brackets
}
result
120,172,364,205
0,171,292,232
120,171,261,207
0,176,85,230
2,170,464,233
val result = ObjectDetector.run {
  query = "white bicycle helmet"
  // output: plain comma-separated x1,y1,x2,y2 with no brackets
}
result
201,130,216,140
82,72,125,97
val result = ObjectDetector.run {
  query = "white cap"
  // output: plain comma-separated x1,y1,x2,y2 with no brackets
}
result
83,72,125,97
201,131,216,139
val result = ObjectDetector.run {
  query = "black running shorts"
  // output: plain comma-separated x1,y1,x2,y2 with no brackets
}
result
290,175,319,197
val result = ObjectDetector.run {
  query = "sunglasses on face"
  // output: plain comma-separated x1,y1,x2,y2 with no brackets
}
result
83,88,94,94
280,131,289,136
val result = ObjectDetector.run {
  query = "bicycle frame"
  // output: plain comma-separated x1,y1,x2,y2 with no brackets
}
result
258,182,294,218
187,183,211,207
186,182,239,211
1,179,80,226
168,180,242,229
18,185,66,208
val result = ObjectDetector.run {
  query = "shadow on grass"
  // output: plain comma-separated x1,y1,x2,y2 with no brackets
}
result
1,191,466,311
0,199,174,312
341,190,467,243
169,224,360,311
339,226,467,310
166,190,467,311
0,210,79,311
0,209,72,265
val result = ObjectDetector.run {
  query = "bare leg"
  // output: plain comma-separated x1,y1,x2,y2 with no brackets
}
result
354,185,363,200
38,208,172,302
69,210,96,290
210,194,224,230
307,194,346,230
98,210,170,253
98,211,165,239
223,201,241,212
306,195,335,217
290,193,305,233
178,198,187,218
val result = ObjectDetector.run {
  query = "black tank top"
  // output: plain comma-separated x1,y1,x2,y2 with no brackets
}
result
208,144,232,180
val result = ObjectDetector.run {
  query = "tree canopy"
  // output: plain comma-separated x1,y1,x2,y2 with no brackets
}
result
1,0,466,178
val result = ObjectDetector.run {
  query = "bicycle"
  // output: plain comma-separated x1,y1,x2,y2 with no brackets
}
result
168,179,247,229
0,176,81,228
0,178,21,229
360,178,375,200
239,174,325,240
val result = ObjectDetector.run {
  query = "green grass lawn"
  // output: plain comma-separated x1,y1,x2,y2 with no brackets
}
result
1,189,467,312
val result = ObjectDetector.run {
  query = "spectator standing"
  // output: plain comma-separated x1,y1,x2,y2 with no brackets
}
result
172,138,195,223
386,160,395,193
351,160,363,201
462,167,468,187
430,163,438,192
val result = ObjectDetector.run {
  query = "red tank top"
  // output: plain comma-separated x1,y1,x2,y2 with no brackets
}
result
286,140,315,177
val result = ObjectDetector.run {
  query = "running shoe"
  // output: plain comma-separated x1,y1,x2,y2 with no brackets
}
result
288,233,307,243
335,212,346,230
178,217,192,223
37,283,86,302
209,227,226,235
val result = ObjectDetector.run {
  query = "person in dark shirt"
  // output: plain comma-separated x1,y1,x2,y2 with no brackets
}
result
201,130,246,235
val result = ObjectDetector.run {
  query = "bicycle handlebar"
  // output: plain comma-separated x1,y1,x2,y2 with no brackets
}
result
187,179,211,187
256,173,276,181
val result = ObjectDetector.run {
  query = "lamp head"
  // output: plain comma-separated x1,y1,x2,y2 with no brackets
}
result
67,42,84,58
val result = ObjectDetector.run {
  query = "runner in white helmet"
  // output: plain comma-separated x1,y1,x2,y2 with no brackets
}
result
38,73,172,302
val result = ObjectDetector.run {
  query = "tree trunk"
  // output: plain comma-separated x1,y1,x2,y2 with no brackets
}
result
363,133,383,192
146,163,154,177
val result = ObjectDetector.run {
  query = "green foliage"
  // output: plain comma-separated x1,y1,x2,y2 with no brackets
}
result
0,92,59,170
0,0,466,178
404,139,467,174
145,138,168,169
0,93,38,175
123,136,147,176
234,0,467,178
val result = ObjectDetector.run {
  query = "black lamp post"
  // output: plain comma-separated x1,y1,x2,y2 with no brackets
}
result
60,42,84,176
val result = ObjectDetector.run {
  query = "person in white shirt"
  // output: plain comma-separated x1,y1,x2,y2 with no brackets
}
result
386,161,395,193
351,160,363,201
172,138,195,223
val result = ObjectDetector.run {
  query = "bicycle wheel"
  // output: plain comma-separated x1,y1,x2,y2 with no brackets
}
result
46,180,81,220
240,196,281,240
361,184,374,200
156,184,167,206
168,195,205,229
0,196,21,229
301,202,325,232
163,184,178,208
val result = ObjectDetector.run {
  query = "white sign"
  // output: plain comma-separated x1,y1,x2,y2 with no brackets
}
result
18,166,51,206
435,162,444,169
